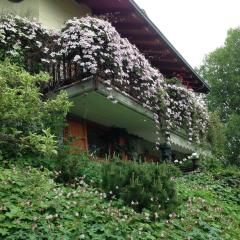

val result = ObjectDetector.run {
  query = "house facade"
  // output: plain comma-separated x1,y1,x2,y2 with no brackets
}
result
2,0,210,161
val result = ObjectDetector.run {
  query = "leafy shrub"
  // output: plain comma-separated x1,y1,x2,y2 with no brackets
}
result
0,61,71,159
207,112,226,158
177,159,195,172
198,154,224,171
224,114,240,166
52,150,102,185
211,166,240,188
101,158,179,214
15,146,102,186
174,153,201,172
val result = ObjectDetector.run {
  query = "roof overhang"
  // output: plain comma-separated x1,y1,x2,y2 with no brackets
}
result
78,0,210,93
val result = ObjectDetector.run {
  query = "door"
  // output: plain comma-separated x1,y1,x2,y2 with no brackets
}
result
65,119,88,152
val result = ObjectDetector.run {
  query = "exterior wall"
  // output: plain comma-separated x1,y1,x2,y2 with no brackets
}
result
67,116,161,161
39,0,91,29
0,0,92,29
0,0,39,19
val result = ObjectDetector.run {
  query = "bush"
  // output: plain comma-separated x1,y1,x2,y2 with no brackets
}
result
198,154,224,172
174,153,201,172
207,112,226,158
15,146,102,186
101,158,179,214
52,150,102,186
177,159,195,172
0,14,51,72
224,114,240,166
0,61,71,159
211,166,240,188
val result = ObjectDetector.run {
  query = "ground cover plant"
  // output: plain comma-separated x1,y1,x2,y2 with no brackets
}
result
161,170,240,240
0,161,239,240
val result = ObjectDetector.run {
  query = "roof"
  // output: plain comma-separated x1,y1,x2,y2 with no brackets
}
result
79,0,210,93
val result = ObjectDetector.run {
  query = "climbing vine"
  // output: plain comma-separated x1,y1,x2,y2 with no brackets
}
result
0,14,51,72
0,15,209,146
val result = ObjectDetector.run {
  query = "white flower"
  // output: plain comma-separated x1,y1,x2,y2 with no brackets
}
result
73,55,81,62
79,234,85,239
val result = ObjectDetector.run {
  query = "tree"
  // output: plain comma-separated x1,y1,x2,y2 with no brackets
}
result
224,114,240,166
199,27,240,166
199,27,240,121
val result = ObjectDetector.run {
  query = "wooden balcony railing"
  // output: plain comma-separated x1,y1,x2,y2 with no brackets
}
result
38,58,147,107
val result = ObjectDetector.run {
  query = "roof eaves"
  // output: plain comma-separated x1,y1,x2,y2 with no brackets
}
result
129,0,210,93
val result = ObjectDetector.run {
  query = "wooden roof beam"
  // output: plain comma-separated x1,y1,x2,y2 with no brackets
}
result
117,26,151,34
141,50,172,59
93,8,132,15
121,34,158,41
148,57,178,63
158,67,189,73
132,40,165,48
151,61,184,69
97,11,143,24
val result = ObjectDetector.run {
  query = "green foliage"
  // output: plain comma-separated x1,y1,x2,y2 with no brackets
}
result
199,27,240,166
0,61,71,159
177,158,196,172
199,27,240,121
199,154,224,171
207,112,226,158
224,114,240,166
0,165,156,239
101,159,180,214
15,146,102,186
211,166,240,189
49,150,102,186
163,170,240,240
1,161,239,239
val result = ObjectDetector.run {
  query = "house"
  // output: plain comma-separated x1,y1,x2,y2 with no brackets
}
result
2,0,210,161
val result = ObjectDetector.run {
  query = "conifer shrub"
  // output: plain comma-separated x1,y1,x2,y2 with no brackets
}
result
101,159,180,214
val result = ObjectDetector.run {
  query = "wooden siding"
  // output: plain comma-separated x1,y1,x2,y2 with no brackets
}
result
65,119,88,152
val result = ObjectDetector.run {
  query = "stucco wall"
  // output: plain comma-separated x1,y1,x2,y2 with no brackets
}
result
39,0,91,29
0,0,39,19
0,0,92,29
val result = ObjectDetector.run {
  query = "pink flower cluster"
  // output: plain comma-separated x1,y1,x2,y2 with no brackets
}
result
0,15,51,69
0,15,209,144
